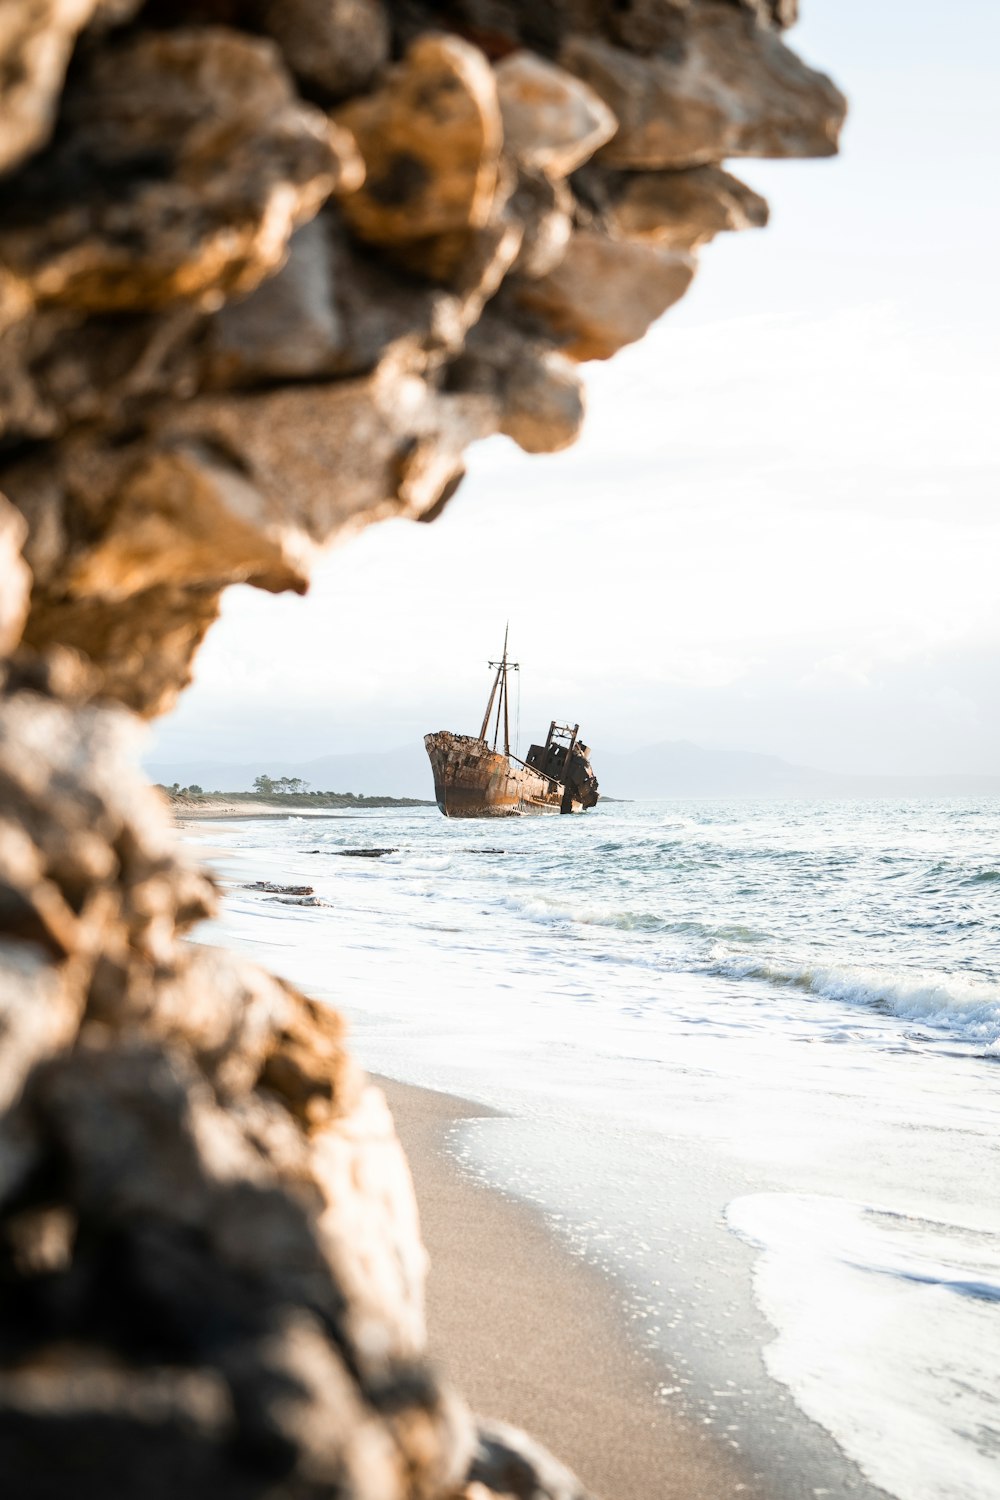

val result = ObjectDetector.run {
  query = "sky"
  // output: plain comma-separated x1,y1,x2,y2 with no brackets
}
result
150,1,1000,778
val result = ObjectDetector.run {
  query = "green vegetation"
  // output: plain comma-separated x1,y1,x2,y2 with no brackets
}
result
253,775,310,795
156,784,431,809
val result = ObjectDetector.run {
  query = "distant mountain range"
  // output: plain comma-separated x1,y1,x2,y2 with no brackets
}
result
146,739,1000,801
596,741,1000,799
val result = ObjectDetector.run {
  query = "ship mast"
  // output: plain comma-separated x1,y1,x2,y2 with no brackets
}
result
478,625,518,757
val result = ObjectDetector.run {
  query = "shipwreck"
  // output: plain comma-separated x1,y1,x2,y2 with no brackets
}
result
425,634,599,818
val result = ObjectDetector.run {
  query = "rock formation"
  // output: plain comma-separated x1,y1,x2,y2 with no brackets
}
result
0,2,843,1494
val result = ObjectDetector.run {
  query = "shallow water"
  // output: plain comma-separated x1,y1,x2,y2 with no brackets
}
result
193,798,1000,1500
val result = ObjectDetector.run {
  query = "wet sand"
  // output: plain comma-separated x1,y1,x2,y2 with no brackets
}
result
379,1075,762,1500
172,801,352,820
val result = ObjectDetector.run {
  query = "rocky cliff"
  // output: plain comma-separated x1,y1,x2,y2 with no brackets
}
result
0,4,843,1494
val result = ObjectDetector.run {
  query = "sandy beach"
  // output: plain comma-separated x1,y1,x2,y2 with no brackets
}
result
192,809,1000,1500
172,799,352,820
380,1076,760,1500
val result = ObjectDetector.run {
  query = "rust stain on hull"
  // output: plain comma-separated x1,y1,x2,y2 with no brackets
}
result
425,732,576,818
424,633,599,819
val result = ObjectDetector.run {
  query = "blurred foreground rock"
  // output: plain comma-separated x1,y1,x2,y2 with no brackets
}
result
0,2,842,1495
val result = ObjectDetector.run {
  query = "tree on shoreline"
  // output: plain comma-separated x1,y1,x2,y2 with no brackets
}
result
253,774,309,795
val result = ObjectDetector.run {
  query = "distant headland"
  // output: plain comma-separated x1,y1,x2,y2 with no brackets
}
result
160,778,432,819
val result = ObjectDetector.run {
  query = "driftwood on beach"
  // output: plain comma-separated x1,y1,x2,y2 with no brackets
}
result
0,2,843,1495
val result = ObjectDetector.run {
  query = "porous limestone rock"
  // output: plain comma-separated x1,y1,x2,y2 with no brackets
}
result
494,52,617,179
258,0,391,101
0,2,844,715
562,4,846,168
0,2,844,1494
335,34,503,249
0,498,30,653
580,163,770,249
0,657,471,1497
458,1419,597,1499
0,27,363,312
510,231,696,362
0,0,101,173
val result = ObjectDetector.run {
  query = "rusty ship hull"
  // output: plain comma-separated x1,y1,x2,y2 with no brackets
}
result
424,732,575,817
425,633,599,819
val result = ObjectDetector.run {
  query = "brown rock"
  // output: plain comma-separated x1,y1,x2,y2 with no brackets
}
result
259,0,390,100
497,349,585,453
506,170,573,280
745,0,800,26
0,666,477,1497
20,582,225,717
511,230,696,361
458,1418,596,1499
597,163,770,249
0,0,101,173
0,28,362,311
207,216,343,384
0,5,846,1494
390,218,523,300
453,317,585,454
601,0,690,55
335,34,503,247
562,4,847,168
0,496,30,652
158,371,497,546
494,51,617,178
63,441,310,600
0,272,57,444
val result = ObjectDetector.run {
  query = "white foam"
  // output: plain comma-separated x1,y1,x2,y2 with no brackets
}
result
715,958,1000,1051
727,1194,1000,1500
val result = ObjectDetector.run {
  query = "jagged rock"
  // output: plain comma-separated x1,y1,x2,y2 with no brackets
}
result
0,665,473,1496
0,3,845,1494
0,272,56,443
0,27,362,311
157,372,495,549
494,52,617,179
749,0,800,27
0,0,101,173
335,34,503,249
267,893,331,905
208,206,514,388
17,581,225,718
562,4,846,168
511,230,696,362
506,170,573,280
0,498,30,653
452,317,585,454
246,882,315,895
334,846,399,857
585,163,770,249
498,348,584,452
458,1419,596,1499
208,215,343,385
258,0,390,101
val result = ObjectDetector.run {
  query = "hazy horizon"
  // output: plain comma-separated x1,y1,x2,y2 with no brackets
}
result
150,0,1000,781
145,735,1000,803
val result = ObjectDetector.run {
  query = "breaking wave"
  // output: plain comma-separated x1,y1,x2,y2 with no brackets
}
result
714,957,1000,1051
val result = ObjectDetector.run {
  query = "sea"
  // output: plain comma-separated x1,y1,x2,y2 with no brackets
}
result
190,798,1000,1500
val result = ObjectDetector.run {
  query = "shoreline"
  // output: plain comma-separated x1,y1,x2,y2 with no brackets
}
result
378,1075,761,1500
174,803,368,821
191,810,993,1500
171,799,432,822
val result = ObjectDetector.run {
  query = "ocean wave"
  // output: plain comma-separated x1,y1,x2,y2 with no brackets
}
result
497,892,666,931
725,1192,1000,1500
384,852,452,871
496,891,767,944
716,956,1000,1049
